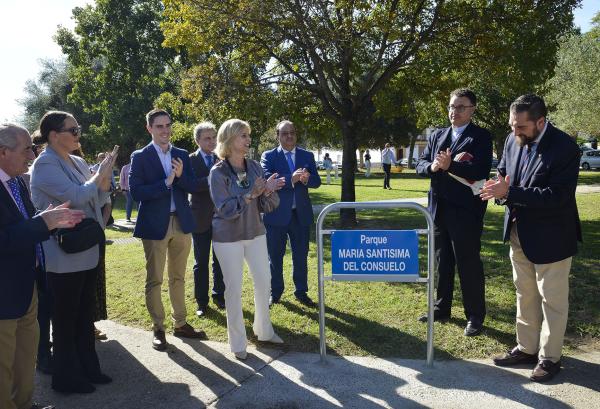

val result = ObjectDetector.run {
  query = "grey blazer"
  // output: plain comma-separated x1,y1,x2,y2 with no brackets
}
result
30,146,110,273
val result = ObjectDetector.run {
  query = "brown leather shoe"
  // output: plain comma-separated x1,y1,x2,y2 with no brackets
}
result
173,323,207,339
530,359,561,382
152,329,168,351
493,346,538,366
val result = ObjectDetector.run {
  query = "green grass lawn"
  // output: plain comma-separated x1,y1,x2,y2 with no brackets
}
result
103,169,600,359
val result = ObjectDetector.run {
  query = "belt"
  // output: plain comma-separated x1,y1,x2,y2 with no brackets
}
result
170,211,177,216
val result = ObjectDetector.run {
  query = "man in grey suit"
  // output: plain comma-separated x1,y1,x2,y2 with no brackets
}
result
189,122,225,317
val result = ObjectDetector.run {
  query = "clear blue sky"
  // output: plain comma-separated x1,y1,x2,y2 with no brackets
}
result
1,0,598,124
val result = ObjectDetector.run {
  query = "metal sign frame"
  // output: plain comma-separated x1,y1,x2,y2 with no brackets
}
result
316,201,435,367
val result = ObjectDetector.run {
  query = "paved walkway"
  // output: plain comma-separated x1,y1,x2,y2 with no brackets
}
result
34,320,600,408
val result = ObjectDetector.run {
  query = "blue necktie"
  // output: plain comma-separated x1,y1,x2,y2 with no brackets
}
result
518,143,536,186
205,154,213,168
7,178,45,268
285,151,295,173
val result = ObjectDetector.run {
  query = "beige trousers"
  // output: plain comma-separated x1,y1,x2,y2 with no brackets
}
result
143,215,192,331
0,286,39,409
510,226,571,362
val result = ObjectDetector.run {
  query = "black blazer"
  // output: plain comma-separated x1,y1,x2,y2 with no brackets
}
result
189,150,217,234
498,123,582,264
0,176,50,320
416,123,493,219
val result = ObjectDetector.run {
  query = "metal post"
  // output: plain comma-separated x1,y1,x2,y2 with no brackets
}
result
315,201,435,366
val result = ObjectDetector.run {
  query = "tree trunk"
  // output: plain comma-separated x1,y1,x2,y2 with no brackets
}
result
408,132,417,168
494,133,504,163
340,120,358,227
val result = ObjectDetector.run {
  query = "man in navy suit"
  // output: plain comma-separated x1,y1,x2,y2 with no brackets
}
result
481,94,582,382
261,120,321,307
416,89,493,336
130,109,206,351
189,122,225,317
1,123,83,409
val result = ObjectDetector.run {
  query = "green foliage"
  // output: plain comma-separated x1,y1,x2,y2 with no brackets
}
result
546,14,600,137
161,0,580,223
411,0,580,158
55,0,178,164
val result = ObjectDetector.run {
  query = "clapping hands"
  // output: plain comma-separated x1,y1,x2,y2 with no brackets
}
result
292,168,310,185
97,151,117,191
166,158,184,186
431,148,451,172
265,173,286,194
39,201,86,230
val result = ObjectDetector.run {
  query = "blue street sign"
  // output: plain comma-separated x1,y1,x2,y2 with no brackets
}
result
331,230,419,279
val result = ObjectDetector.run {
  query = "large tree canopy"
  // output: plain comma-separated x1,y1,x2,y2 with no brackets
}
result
55,0,178,163
162,0,579,224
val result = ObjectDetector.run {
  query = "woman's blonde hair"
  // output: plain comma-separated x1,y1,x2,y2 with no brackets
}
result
215,119,251,159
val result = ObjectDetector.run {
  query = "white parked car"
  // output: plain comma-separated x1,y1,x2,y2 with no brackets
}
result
580,150,600,170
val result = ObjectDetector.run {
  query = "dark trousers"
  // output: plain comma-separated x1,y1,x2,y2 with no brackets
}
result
192,228,225,307
382,163,391,188
266,210,310,298
433,200,486,321
124,190,136,220
37,280,53,361
48,267,102,388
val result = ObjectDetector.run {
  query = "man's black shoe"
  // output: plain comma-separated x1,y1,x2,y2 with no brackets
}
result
530,359,561,382
295,294,316,307
196,305,208,317
152,329,168,351
269,296,280,307
417,310,450,323
31,403,56,409
464,319,483,337
493,346,539,367
212,296,226,310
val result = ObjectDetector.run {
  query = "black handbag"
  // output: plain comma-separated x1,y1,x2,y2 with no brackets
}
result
55,218,105,254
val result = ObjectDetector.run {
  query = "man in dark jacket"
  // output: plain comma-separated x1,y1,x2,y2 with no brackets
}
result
1,123,83,409
416,88,493,336
480,94,582,382
189,122,225,317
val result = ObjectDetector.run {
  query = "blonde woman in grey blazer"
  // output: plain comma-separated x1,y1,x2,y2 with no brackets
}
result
30,111,115,394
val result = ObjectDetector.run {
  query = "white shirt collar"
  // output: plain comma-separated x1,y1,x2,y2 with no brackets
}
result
532,121,548,145
152,141,171,154
281,146,296,155
452,122,469,136
0,167,11,183
197,149,213,158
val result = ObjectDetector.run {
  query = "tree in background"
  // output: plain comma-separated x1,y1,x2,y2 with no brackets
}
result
18,58,98,159
547,11,600,138
408,0,579,161
161,0,579,225
161,0,469,225
55,0,178,164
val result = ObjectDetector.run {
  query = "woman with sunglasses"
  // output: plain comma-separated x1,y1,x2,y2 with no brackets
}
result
209,119,286,360
30,111,115,394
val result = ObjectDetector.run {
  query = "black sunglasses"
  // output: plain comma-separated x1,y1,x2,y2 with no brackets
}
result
58,126,82,136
